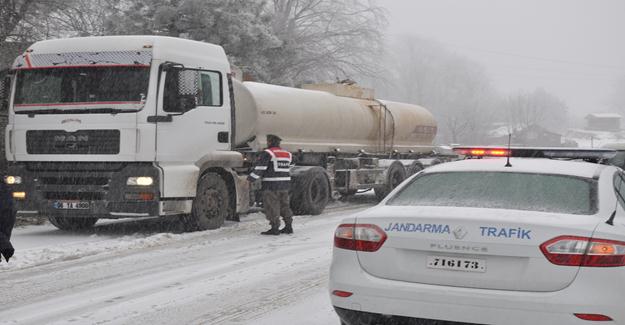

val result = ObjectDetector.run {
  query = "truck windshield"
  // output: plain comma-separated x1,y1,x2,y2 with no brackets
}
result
14,66,150,112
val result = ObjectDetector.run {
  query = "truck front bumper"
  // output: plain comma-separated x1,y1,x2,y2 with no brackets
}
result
7,162,162,219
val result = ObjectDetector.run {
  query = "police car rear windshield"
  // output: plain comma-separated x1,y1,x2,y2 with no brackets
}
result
387,172,597,215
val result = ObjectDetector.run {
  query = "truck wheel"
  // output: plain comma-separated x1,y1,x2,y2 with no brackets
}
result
48,216,98,231
374,161,406,201
291,167,330,215
408,161,424,175
186,172,228,231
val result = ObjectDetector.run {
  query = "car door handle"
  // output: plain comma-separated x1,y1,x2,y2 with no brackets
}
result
147,115,173,123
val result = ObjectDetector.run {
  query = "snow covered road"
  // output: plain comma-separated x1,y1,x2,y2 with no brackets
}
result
0,196,375,325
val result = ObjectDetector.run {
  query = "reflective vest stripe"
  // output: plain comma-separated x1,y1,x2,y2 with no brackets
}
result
265,148,292,173
262,177,292,182
250,173,261,179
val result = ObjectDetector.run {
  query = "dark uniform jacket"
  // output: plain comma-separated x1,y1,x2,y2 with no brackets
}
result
247,147,292,191
0,182,15,262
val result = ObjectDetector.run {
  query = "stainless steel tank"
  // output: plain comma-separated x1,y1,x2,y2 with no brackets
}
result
233,81,437,154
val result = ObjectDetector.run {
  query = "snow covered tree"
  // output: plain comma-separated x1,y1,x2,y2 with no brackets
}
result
265,0,387,85
105,0,280,81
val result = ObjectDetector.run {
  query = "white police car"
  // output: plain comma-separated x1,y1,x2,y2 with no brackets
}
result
330,148,625,325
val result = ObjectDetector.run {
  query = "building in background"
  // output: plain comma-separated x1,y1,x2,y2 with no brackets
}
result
585,113,622,132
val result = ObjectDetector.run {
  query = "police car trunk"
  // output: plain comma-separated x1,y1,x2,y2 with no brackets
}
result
344,150,612,292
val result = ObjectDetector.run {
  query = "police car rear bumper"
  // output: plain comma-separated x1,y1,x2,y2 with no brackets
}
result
330,249,625,325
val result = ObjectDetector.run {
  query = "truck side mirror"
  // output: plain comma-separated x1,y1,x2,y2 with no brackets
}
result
178,94,197,112
163,68,198,113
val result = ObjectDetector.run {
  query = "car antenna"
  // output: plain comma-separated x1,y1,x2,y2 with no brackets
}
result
505,133,512,167
606,210,616,226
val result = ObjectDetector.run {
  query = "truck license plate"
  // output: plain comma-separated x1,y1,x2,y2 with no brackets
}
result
53,201,90,210
427,255,486,273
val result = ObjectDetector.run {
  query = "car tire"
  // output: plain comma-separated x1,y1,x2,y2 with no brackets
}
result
185,172,228,231
48,216,98,231
374,161,406,201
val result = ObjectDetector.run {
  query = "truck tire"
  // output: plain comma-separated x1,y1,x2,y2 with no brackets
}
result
185,172,228,231
291,167,330,216
48,216,98,231
408,161,424,175
374,161,406,201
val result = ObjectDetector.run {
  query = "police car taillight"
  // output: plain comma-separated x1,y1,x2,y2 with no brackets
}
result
334,224,387,252
540,236,625,267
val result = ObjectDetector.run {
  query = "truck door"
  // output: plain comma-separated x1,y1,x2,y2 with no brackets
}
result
156,66,230,160
154,66,230,196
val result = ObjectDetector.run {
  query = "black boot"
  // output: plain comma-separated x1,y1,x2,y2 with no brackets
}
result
261,225,280,236
280,224,293,234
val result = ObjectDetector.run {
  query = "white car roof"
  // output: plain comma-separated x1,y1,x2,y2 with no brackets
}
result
424,158,610,179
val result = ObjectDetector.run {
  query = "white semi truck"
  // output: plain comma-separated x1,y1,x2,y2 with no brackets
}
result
0,36,441,231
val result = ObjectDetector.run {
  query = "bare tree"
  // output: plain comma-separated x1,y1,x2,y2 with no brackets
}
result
0,0,37,45
265,0,387,85
371,35,499,144
44,0,120,37
505,88,568,132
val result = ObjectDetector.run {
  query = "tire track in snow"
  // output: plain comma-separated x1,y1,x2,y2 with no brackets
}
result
0,202,373,324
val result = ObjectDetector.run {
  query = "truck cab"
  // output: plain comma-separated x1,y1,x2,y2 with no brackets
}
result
2,36,248,230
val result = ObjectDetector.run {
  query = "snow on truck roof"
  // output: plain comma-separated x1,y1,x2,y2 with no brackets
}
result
424,158,609,179
16,36,229,70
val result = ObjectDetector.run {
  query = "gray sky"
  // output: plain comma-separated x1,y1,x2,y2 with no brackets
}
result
376,0,625,124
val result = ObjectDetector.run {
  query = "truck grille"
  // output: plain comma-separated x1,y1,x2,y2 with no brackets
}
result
44,192,105,201
40,177,110,186
26,130,120,154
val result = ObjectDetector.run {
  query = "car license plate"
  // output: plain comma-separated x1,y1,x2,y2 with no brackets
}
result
53,201,90,210
427,255,486,273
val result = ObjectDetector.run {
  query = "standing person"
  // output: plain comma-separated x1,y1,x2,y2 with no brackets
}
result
0,179,15,262
248,134,294,235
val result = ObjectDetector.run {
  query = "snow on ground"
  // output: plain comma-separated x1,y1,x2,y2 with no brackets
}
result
0,196,376,325
565,129,625,148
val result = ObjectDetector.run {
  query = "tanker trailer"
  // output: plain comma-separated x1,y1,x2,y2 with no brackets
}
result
233,80,439,215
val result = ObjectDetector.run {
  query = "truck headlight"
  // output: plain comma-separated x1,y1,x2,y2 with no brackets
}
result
127,176,154,186
4,176,22,185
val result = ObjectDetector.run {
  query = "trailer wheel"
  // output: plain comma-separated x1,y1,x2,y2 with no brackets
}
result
185,172,228,231
48,216,98,231
291,167,330,215
374,161,406,201
408,161,424,175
